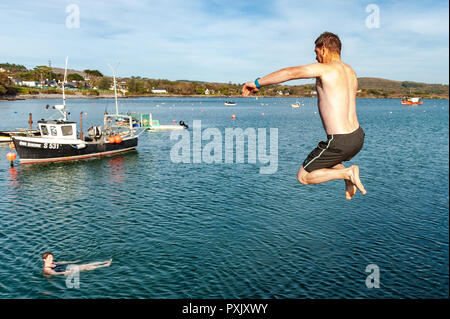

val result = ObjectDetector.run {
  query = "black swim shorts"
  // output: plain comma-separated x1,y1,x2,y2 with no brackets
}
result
302,126,365,172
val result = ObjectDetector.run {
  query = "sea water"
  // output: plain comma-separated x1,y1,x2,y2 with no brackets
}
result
0,97,448,298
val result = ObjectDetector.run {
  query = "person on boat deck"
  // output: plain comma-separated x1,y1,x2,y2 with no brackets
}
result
242,32,367,199
42,252,112,276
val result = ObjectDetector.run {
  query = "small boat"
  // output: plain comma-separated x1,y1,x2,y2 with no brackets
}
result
291,101,300,108
0,129,40,143
401,97,423,105
225,101,236,106
11,58,142,164
128,112,188,131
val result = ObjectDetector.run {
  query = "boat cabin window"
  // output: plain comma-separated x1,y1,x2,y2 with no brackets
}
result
40,125,49,136
61,125,73,136
50,126,57,136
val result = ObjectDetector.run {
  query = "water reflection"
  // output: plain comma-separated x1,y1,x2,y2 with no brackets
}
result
8,151,141,205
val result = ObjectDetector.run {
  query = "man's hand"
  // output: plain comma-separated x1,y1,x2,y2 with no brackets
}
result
242,82,259,97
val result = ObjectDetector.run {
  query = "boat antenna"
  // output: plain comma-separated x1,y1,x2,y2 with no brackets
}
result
108,62,120,115
61,56,68,121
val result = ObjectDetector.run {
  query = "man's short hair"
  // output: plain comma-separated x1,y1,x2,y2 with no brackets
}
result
315,32,341,55
42,252,53,260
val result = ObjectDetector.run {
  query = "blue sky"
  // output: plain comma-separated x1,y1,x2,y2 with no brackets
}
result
1,0,448,84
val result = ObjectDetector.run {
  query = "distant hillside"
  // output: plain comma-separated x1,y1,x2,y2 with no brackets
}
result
1,60,448,99
50,67,87,77
355,77,448,99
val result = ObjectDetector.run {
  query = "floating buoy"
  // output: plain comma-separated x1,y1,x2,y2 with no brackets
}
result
261,113,264,116
231,114,236,119
108,136,116,143
173,119,176,123
114,135,122,143
6,152,16,167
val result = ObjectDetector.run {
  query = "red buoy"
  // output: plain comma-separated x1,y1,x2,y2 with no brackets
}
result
231,114,236,119
108,136,116,143
114,135,122,143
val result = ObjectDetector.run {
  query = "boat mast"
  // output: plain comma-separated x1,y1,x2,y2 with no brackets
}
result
108,63,120,115
62,56,68,121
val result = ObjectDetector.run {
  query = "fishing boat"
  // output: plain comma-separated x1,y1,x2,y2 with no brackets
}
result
401,97,423,105
225,101,236,106
11,58,142,164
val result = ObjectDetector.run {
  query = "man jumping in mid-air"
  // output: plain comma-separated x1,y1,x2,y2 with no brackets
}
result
242,32,367,199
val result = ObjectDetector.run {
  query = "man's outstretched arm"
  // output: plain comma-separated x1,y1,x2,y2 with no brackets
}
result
242,63,326,97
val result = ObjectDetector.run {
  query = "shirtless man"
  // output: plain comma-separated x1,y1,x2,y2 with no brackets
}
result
242,32,366,199
42,252,112,276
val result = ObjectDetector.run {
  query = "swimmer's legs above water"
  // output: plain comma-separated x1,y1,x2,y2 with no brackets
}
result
75,259,112,272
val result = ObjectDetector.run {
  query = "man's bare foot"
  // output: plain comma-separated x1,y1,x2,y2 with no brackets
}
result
345,180,357,200
348,165,367,195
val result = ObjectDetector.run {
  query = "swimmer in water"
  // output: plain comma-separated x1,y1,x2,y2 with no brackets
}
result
242,32,367,199
42,252,112,276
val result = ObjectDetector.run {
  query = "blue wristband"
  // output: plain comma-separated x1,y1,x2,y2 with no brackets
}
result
255,78,261,89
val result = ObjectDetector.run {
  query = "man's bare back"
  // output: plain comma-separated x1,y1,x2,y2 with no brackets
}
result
241,32,367,199
315,61,359,135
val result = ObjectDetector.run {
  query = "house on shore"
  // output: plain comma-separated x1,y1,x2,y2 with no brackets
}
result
151,88,167,94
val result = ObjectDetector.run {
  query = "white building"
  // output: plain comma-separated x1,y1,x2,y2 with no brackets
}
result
205,88,210,95
20,80,39,87
151,88,167,94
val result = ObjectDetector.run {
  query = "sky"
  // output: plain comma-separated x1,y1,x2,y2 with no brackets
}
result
0,0,449,84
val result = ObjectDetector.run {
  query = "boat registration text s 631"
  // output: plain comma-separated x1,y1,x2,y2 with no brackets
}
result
43,143,60,149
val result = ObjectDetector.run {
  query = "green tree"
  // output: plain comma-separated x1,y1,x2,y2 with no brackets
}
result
84,69,103,77
84,69,103,88
33,65,52,83
0,73,18,96
67,73,84,82
97,77,112,90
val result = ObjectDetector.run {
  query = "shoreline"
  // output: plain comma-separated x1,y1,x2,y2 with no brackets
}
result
1,93,448,101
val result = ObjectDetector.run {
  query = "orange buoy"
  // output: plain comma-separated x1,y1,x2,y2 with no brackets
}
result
7,152,16,166
173,119,176,123
261,113,264,116
231,114,236,119
108,136,116,143
7,152,16,161
114,135,122,143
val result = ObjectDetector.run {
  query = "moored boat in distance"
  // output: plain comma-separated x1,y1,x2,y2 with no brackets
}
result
291,101,301,108
225,101,236,106
401,97,423,105
11,58,142,164
128,112,188,131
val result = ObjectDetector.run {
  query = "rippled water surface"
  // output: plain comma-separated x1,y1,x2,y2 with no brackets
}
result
0,97,448,298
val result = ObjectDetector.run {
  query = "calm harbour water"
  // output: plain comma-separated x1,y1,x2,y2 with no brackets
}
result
0,96,448,299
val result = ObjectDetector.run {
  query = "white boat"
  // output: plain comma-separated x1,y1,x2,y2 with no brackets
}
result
291,101,301,108
0,129,40,143
127,112,188,131
225,101,236,106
